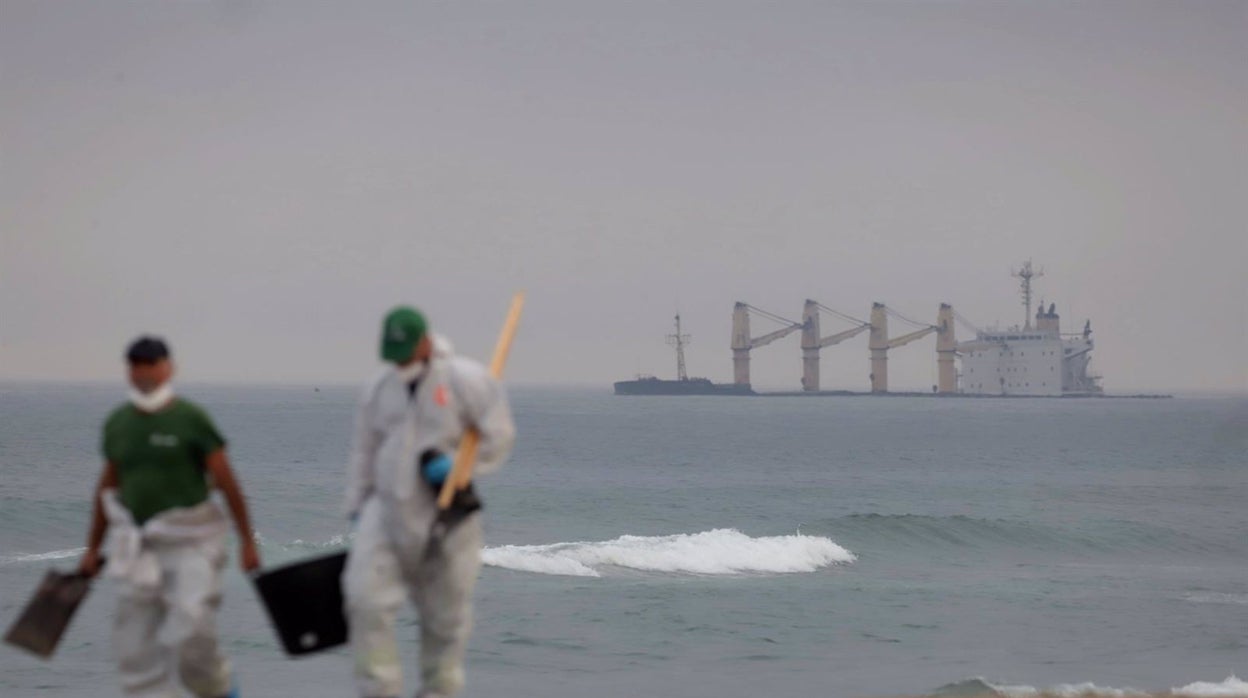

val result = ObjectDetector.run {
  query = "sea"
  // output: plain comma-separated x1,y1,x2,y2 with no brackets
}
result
1,383,1245,698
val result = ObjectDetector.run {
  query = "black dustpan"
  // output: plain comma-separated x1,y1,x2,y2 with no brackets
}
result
4,569,94,659
252,551,349,656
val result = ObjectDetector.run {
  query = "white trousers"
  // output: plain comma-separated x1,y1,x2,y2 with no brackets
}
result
112,539,232,698
343,496,483,698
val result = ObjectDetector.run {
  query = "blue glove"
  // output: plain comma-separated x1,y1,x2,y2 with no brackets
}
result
421,453,453,486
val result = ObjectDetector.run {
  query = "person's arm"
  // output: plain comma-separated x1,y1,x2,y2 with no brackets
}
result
205,449,261,573
452,358,516,477
344,381,382,519
79,461,118,577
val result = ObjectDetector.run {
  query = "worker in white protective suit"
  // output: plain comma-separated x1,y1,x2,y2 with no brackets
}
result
343,306,516,698
79,336,261,698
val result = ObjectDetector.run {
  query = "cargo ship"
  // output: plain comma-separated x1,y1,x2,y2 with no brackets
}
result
615,262,1129,397
613,315,754,396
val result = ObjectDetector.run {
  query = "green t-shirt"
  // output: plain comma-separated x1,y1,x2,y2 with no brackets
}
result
101,398,225,524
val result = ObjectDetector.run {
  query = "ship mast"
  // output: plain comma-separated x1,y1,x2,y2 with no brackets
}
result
666,314,691,381
1012,260,1044,330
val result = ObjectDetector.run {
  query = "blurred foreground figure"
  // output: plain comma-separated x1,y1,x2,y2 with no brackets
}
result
79,336,260,698
342,307,515,698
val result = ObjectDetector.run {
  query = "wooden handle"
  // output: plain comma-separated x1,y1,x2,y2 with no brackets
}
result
437,292,525,510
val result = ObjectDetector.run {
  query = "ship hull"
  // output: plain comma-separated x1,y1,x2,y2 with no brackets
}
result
613,378,755,396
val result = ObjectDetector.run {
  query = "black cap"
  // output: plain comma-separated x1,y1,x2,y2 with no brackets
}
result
125,336,171,364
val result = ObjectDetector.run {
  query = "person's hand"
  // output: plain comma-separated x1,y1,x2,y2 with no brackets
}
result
239,538,261,573
79,546,103,578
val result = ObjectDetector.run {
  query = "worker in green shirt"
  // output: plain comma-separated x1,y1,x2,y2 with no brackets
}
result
79,336,260,698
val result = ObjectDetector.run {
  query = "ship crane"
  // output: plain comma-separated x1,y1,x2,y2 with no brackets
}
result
953,311,1000,353
732,302,804,388
801,300,871,392
868,303,956,393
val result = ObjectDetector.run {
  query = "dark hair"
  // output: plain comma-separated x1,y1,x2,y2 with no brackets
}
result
125,336,171,365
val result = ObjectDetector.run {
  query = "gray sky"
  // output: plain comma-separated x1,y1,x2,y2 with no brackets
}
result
2,1,1245,392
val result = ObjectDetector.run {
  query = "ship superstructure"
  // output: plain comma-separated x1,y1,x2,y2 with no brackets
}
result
957,262,1101,396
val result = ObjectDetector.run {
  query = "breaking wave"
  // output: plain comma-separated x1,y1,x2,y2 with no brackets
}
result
1172,677,1248,697
928,676,1248,698
932,677,1147,697
481,528,855,578
0,547,84,565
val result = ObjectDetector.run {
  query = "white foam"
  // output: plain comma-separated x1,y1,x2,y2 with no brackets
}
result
1172,676,1248,697
0,547,84,565
1182,592,1248,606
967,677,1248,698
283,534,351,549
484,549,601,578
1049,684,1147,698
985,681,1148,697
482,528,855,578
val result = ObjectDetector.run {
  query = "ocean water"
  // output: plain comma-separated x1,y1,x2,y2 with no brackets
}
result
1,384,1245,697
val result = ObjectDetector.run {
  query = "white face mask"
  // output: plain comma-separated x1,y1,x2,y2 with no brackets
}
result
397,361,427,384
129,383,175,413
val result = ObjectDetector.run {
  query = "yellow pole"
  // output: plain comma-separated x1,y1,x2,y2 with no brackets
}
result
437,292,525,510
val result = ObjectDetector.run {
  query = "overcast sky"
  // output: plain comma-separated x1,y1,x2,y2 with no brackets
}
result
3,1,1245,393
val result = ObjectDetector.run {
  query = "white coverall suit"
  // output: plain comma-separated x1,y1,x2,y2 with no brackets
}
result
342,338,516,698
101,490,233,698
